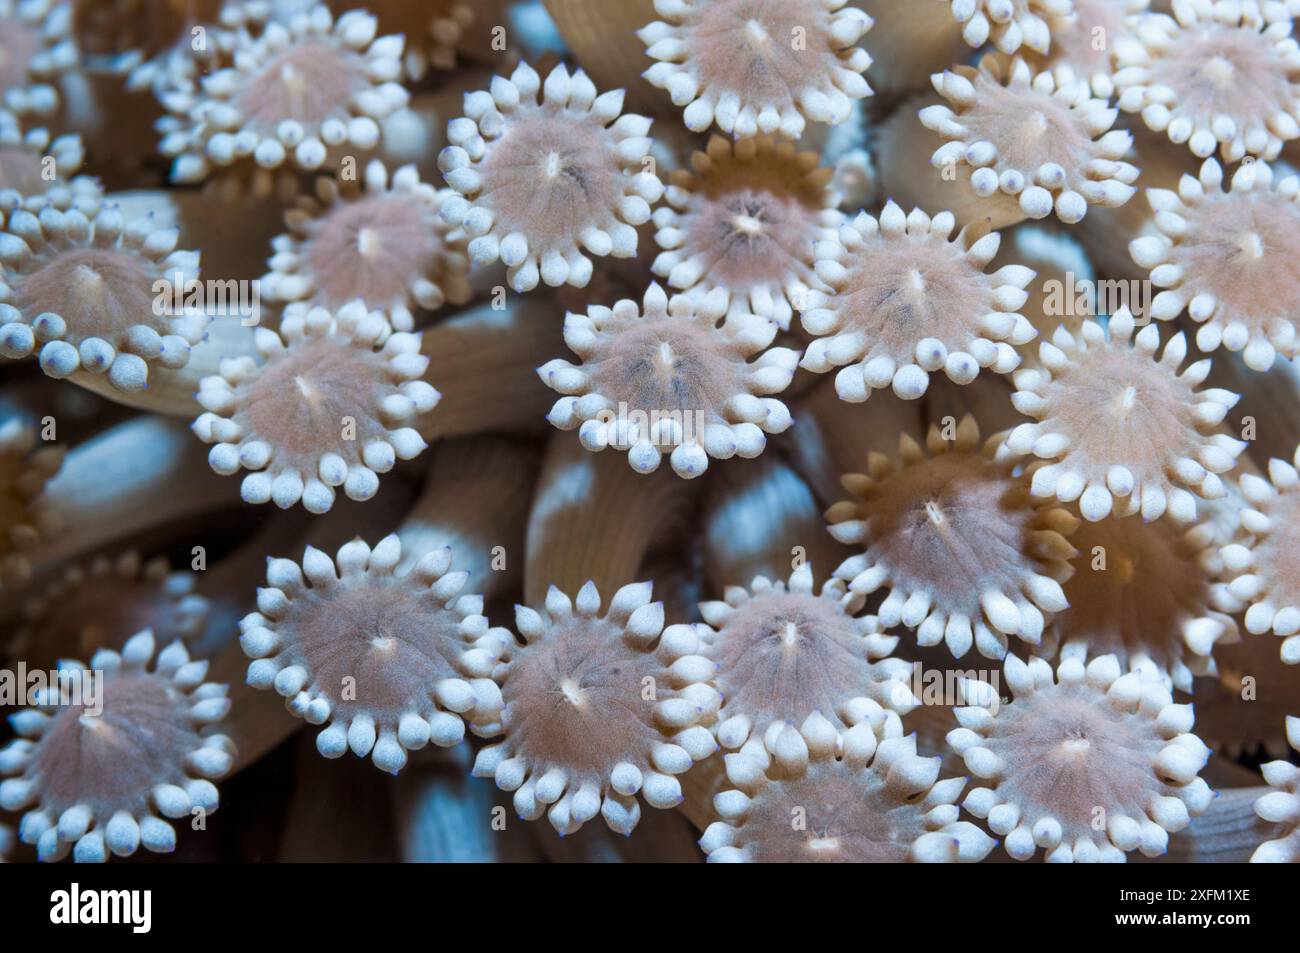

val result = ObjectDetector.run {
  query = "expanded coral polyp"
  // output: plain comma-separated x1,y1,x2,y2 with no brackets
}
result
0,631,234,863
949,650,1214,861
540,283,798,479
193,303,436,512
438,62,663,293
473,580,719,835
240,535,511,773
639,0,873,140
800,202,1035,400
826,416,1077,659
1005,309,1243,522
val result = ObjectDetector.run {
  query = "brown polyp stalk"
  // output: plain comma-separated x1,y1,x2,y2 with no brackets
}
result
27,416,231,569
415,298,565,442
0,371,132,446
701,453,854,591
857,0,968,103
326,0,474,79
450,0,515,68
52,70,163,185
398,742,707,863
1203,348,1300,468
113,187,289,287
184,504,324,660
542,0,663,114
275,735,401,861
523,430,698,606
1139,787,1278,863
375,72,499,183
72,0,238,85
921,367,1026,436
394,435,539,595
781,376,925,505
992,223,1097,344
1074,122,1198,280
1194,621,1300,759
391,746,533,862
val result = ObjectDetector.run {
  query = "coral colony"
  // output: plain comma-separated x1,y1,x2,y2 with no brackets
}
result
2,0,1300,868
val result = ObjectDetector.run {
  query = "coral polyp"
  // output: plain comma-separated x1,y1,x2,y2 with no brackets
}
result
652,134,840,328
159,4,409,183
945,0,1074,55
701,721,995,862
539,282,798,478
0,0,77,117
1114,0,1300,161
240,535,511,773
1038,0,1149,98
0,205,205,391
1005,309,1244,522
265,159,471,331
1252,716,1300,862
328,0,474,79
193,303,435,511
922,55,1138,223
473,580,718,835
800,202,1035,401
0,111,101,228
438,61,663,293
1131,158,1300,370
0,631,234,863
949,650,1214,860
10,550,208,662
696,563,917,754
1220,446,1300,662
826,416,1077,659
639,0,873,140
